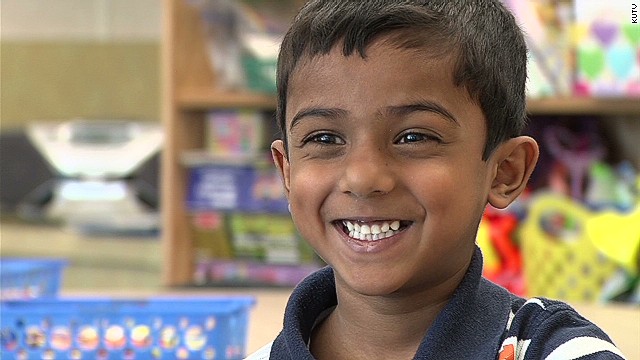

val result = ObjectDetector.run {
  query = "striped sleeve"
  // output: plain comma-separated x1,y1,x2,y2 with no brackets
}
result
498,298,626,360
244,342,273,360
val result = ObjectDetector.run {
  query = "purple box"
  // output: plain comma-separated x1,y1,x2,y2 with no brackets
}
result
195,260,321,287
186,164,288,214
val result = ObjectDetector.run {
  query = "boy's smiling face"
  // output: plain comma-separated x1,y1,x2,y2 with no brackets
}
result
273,40,501,297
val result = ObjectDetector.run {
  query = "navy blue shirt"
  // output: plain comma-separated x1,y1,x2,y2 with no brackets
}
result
247,248,626,359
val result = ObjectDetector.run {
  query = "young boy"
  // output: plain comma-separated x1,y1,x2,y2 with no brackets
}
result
248,0,626,359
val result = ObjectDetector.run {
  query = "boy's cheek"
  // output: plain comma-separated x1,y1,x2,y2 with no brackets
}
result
288,169,331,208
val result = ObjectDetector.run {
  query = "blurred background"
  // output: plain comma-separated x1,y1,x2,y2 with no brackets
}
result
1,0,164,291
1,0,639,358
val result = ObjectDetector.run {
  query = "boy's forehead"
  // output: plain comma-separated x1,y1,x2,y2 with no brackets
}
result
285,40,484,131
290,39,457,92
288,39,467,104
293,33,454,73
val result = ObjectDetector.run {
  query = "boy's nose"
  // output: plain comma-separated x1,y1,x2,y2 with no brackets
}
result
338,146,396,198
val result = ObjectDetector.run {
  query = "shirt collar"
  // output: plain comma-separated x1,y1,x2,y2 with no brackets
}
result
278,246,512,359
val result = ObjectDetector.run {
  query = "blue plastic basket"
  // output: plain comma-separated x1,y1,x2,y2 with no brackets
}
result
0,258,67,300
0,296,255,360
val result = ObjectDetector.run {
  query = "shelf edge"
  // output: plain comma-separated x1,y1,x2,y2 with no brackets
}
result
527,97,640,116
178,90,640,115
177,89,277,110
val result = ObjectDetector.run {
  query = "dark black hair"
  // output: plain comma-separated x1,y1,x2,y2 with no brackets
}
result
276,0,528,160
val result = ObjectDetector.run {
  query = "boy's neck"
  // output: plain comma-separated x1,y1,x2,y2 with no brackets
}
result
310,275,460,360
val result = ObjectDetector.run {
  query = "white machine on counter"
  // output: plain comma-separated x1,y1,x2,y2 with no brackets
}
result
24,119,164,235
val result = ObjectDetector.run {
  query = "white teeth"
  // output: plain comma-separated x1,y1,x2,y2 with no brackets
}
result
341,220,406,242
390,221,400,231
346,222,354,232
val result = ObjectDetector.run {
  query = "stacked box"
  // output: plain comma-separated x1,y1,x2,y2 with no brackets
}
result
186,162,287,214
205,110,265,157
191,212,322,287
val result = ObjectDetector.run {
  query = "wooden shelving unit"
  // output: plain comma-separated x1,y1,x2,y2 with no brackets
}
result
527,97,640,116
161,0,297,286
161,0,640,286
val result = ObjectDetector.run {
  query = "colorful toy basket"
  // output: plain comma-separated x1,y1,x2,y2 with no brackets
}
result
0,296,255,360
520,194,623,302
0,258,67,300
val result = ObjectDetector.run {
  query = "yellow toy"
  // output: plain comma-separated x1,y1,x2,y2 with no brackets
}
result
586,206,640,274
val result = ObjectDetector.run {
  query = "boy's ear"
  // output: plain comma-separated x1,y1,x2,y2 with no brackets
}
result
271,139,291,199
488,136,539,209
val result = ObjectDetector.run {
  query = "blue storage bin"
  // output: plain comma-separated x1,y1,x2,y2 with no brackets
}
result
0,296,255,360
0,258,67,300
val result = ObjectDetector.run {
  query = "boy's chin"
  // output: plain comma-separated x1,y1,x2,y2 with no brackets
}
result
334,268,412,297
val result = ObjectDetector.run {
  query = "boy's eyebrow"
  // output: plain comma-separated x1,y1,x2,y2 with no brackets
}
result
289,101,460,131
290,107,348,131
384,101,460,126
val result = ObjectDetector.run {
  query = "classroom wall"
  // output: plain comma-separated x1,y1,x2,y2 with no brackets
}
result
0,0,162,129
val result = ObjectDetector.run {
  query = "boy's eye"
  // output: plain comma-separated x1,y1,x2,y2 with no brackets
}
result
396,132,440,144
304,132,345,145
